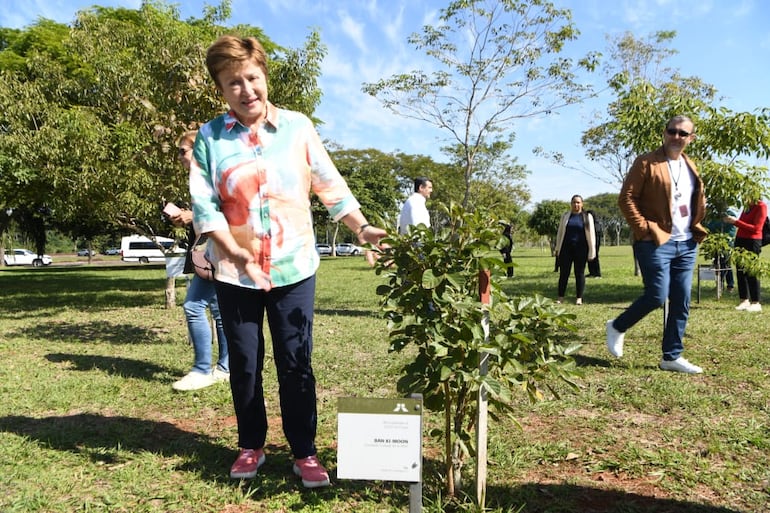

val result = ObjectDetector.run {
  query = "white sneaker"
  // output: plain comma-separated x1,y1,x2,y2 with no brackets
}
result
659,357,703,374
747,303,762,312
605,320,624,358
172,371,216,391
212,368,230,382
735,300,750,311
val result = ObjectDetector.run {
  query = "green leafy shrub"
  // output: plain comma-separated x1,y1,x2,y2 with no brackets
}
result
373,202,582,497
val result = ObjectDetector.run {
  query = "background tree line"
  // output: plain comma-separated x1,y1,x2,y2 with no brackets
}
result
1,0,768,263
0,0,534,259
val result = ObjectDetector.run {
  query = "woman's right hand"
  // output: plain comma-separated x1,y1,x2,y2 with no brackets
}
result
229,246,272,290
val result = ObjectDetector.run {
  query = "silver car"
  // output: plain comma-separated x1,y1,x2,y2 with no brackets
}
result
335,243,364,256
315,243,332,256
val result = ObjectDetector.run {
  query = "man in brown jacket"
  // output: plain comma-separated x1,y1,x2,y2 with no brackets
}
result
606,115,708,374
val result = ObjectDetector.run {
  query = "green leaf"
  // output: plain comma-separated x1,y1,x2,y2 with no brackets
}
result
421,268,440,289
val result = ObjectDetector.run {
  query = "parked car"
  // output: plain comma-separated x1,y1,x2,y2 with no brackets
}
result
77,249,96,256
104,247,120,256
335,243,364,256
3,248,53,267
315,243,332,256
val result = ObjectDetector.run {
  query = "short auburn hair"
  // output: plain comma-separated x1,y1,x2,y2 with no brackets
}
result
205,35,268,87
176,130,197,148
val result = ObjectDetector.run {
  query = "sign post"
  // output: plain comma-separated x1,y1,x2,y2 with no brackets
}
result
476,270,491,508
338,396,423,511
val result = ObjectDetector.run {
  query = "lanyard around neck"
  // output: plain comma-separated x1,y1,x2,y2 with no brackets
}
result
667,158,684,200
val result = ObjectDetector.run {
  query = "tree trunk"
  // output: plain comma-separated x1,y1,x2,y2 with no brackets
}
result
332,222,340,256
165,276,176,309
452,438,463,493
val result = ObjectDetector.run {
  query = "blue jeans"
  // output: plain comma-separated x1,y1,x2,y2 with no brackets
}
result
184,275,229,374
215,276,318,459
613,238,698,361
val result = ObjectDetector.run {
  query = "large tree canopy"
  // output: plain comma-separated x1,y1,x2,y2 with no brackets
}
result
0,0,325,249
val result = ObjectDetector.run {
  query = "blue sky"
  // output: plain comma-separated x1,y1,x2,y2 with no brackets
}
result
2,0,769,207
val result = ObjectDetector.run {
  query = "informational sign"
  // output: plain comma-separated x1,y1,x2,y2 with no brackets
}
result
337,397,422,482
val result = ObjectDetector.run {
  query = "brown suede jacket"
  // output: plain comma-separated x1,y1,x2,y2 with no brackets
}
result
619,146,708,245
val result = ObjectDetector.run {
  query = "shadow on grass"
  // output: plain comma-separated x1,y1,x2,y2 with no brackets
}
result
45,353,173,380
0,413,743,512
0,413,231,483
0,266,177,312
9,320,173,345
573,354,612,368
410,457,744,513
499,270,649,306
0,413,412,509
483,482,742,513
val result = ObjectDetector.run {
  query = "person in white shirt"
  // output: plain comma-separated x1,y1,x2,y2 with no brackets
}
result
398,177,433,234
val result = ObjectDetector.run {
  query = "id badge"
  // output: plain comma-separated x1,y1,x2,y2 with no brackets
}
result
679,204,689,217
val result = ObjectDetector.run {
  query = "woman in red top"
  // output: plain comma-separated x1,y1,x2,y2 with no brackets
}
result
724,199,767,311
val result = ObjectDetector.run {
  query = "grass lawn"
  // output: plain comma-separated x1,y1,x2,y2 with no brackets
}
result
0,246,768,512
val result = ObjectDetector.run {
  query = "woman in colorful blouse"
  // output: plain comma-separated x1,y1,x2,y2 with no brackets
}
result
189,35,387,487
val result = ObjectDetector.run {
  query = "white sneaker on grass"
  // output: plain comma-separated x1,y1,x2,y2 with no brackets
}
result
172,371,216,391
212,368,230,382
735,300,750,311
605,320,624,358
746,303,762,312
659,357,703,374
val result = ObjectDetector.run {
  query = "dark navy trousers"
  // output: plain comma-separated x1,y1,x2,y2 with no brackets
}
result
215,275,317,459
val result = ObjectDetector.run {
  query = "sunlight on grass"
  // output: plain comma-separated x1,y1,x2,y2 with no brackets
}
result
1,249,769,512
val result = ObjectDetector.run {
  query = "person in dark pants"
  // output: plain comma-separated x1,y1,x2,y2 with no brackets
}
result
586,209,602,278
705,208,737,293
500,221,514,277
724,199,766,311
554,195,596,305
191,35,387,486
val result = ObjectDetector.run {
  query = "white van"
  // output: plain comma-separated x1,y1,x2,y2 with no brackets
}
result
120,235,179,263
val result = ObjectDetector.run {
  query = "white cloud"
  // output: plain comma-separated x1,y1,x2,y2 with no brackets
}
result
338,9,367,54
381,3,406,46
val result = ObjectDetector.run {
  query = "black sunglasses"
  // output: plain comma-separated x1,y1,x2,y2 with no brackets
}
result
177,147,192,155
665,128,692,137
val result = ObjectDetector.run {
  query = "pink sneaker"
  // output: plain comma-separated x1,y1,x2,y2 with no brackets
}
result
293,455,330,488
230,448,265,479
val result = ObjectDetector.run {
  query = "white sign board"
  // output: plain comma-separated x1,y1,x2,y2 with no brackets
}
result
337,397,422,482
165,255,186,278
